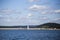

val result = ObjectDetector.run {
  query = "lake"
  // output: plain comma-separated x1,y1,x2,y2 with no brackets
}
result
0,30,60,40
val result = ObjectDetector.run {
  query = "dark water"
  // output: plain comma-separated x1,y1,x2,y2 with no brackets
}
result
0,30,60,40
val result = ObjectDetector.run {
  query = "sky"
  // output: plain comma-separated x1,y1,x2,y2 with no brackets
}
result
0,0,60,26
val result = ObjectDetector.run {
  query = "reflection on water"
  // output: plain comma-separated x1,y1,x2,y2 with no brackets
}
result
0,30,60,40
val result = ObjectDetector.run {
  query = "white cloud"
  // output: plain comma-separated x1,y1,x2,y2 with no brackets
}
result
54,10,60,13
27,13,33,17
1,9,13,13
39,17,48,20
29,19,40,25
28,0,39,2
53,18,60,20
41,11,48,14
41,10,60,14
42,17,48,20
49,18,60,23
28,5,60,14
28,0,34,2
7,19,11,22
41,9,60,14
28,5,48,11
0,15,3,17
0,9,21,14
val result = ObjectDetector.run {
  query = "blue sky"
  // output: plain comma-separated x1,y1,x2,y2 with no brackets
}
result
0,0,60,26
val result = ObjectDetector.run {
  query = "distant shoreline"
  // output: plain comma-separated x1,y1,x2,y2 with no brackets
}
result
0,28,60,30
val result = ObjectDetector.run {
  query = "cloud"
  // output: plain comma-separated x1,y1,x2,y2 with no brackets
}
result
6,19,12,22
49,18,60,22
53,18,60,21
0,15,3,17
27,13,33,18
42,17,48,20
28,5,48,11
0,15,40,26
28,19,40,25
40,9,60,14
49,18,60,23
54,10,60,13
28,5,60,14
28,0,39,2
0,9,13,13
41,11,48,14
39,17,49,20
0,9,21,14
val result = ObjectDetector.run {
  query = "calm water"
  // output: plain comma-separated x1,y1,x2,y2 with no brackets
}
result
0,30,60,40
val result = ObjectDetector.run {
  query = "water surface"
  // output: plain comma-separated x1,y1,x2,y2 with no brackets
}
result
0,30,60,40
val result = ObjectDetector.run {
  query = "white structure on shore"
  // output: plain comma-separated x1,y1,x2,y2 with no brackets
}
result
27,25,29,29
